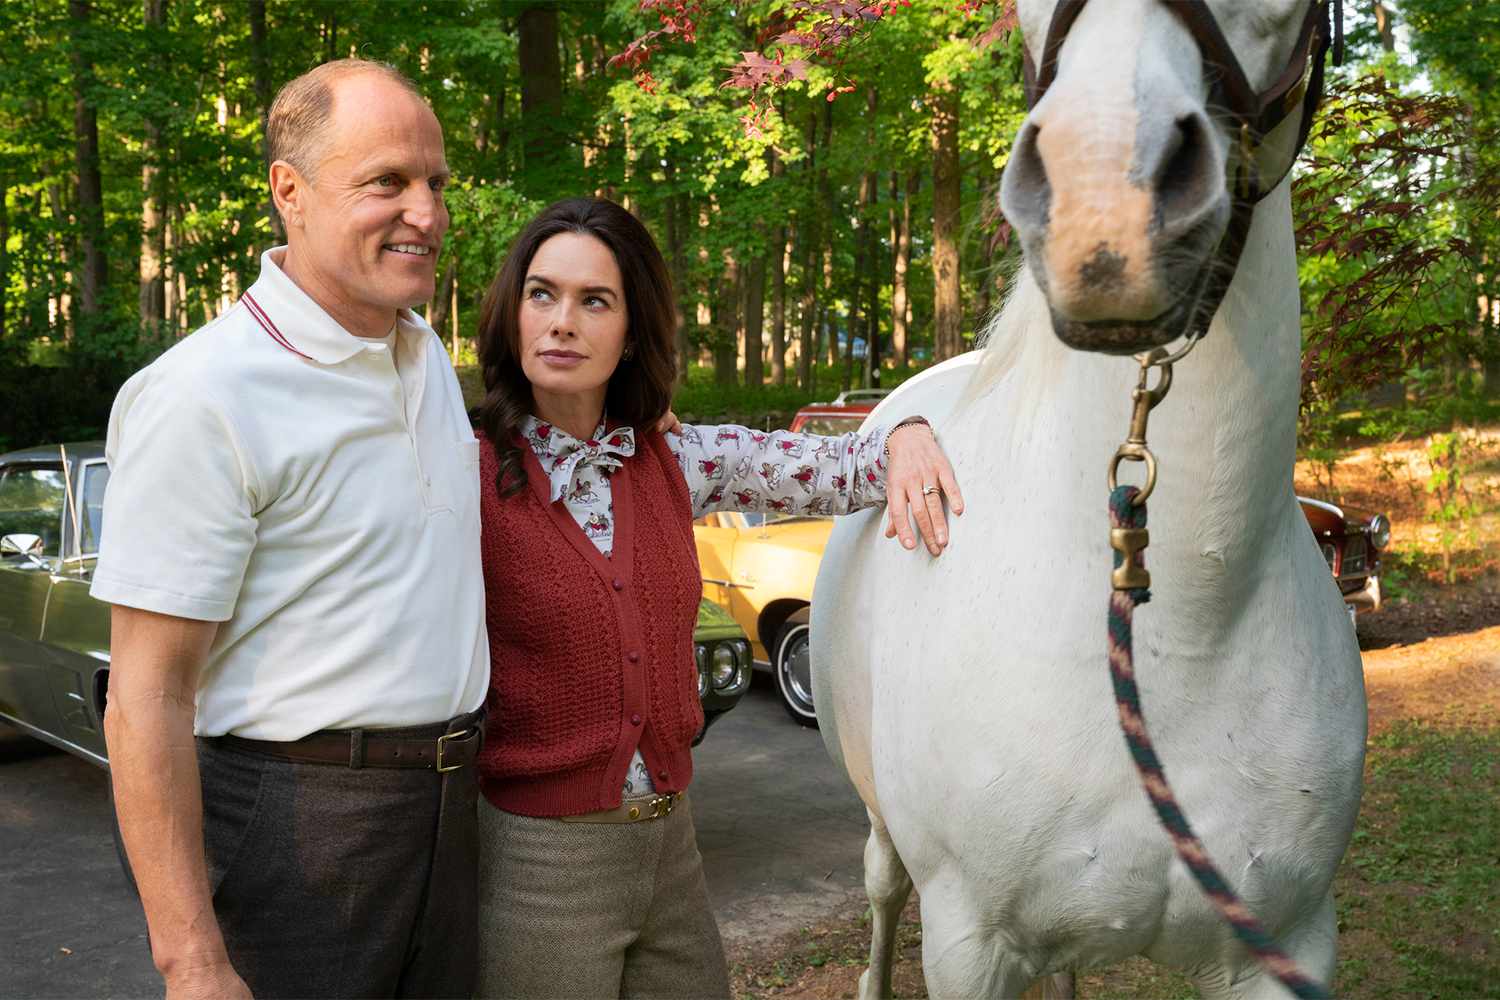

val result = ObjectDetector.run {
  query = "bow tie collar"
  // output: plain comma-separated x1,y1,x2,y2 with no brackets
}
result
525,418,637,503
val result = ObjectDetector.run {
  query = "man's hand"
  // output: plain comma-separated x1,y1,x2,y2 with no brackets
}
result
105,606,244,995
883,420,964,556
165,956,253,1000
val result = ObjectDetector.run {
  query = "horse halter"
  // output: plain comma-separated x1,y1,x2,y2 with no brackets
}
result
1022,0,1344,347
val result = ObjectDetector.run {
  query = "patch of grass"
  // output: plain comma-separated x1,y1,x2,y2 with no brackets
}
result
1333,720,1500,999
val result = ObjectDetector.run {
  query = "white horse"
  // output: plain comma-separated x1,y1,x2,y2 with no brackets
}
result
812,1,1366,997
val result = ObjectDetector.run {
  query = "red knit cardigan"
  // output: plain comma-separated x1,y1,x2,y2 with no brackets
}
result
475,428,705,817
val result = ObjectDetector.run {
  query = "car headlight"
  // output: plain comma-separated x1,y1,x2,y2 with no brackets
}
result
1320,542,1337,571
695,643,707,672
1368,514,1390,550
733,640,751,669
711,644,737,690
697,662,708,698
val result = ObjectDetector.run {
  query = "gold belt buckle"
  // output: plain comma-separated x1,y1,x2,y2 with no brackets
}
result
436,729,471,773
650,794,677,819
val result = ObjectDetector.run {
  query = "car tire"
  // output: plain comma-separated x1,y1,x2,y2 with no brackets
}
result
774,617,818,728
106,775,139,898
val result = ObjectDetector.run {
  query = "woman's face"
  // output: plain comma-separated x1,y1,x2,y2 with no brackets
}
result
517,232,628,405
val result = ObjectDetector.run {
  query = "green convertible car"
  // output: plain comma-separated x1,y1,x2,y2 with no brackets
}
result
0,442,752,768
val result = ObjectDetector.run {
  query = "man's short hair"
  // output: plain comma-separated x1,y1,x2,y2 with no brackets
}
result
267,59,424,179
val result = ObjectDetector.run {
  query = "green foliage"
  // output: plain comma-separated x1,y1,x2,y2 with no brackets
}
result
0,0,1492,468
1349,367,1493,585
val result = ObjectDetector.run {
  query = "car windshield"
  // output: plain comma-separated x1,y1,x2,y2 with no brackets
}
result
796,415,865,436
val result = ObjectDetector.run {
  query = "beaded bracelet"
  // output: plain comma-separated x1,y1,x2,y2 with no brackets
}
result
883,415,931,459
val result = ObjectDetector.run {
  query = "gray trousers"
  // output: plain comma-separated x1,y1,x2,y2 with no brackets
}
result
476,795,730,999
197,735,479,998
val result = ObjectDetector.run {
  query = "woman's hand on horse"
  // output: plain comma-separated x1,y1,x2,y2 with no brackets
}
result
883,424,964,555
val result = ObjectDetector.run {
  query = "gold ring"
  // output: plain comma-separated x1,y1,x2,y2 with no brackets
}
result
921,485,939,496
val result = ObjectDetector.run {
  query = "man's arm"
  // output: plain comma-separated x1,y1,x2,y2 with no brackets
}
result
104,605,252,999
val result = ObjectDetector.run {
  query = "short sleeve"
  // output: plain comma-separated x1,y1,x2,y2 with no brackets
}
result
89,372,259,622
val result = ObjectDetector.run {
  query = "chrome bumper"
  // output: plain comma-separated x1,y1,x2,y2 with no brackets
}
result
1344,575,1381,614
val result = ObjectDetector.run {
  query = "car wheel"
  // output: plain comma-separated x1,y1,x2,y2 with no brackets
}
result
106,775,139,898
774,618,818,728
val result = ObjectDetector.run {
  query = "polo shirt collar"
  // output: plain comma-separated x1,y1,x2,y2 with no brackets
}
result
242,247,427,365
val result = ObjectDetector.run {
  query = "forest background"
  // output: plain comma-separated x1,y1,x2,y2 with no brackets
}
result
1,0,1496,474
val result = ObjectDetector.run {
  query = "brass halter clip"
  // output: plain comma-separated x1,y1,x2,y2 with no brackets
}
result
1108,348,1173,506
1108,349,1175,591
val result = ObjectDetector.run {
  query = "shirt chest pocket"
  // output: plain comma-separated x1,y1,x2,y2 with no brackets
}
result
425,436,481,517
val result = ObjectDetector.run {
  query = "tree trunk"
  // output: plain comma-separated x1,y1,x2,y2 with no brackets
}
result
846,134,877,392
930,81,962,361
714,250,740,387
771,224,790,386
517,5,564,193
70,0,107,325
663,164,689,387
796,107,821,391
321,5,337,62
769,146,789,387
44,176,74,341
696,205,713,367
861,89,879,388
248,0,281,242
428,258,457,339
742,250,766,387
494,83,510,167
450,269,461,362
1373,3,1396,52
823,245,837,368
817,102,837,372
139,0,169,334
891,170,917,369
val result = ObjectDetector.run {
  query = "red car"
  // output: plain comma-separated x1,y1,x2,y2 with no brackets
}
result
787,391,1389,617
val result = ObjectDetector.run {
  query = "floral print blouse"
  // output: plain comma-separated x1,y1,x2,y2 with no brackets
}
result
519,414,892,798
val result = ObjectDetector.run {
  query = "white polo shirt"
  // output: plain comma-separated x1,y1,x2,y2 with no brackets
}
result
92,247,488,740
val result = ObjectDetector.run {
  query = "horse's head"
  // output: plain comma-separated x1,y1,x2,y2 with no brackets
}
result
1000,0,1331,355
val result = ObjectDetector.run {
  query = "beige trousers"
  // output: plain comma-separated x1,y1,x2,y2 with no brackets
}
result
476,795,731,999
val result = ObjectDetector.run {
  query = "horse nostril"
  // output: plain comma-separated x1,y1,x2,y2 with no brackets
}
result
1000,121,1051,230
1155,113,1216,231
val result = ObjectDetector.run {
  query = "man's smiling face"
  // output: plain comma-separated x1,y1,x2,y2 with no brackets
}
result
286,72,450,330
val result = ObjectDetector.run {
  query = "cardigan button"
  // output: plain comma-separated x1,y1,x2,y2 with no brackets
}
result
627,651,640,663
630,714,641,726
612,578,624,591
657,771,669,782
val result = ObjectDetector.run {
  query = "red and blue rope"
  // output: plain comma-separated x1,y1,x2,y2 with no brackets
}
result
1107,485,1330,1000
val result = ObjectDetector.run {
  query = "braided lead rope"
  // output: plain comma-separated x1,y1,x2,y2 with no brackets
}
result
1107,485,1330,1000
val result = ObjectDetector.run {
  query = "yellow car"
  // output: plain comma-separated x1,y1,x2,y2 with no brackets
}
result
693,510,832,725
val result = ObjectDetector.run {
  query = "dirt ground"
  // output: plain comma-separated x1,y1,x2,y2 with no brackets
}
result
728,583,1500,999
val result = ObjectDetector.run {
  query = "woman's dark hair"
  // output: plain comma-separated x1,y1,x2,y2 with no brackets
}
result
474,197,678,497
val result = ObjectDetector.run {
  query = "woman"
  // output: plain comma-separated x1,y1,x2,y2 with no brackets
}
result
473,197,962,998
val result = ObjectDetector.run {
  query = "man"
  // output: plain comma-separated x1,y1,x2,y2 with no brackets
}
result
94,60,487,998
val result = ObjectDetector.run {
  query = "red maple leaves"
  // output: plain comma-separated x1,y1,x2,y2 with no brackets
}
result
612,0,1016,130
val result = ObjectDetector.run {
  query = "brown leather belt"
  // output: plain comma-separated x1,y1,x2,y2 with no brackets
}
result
560,792,681,824
213,710,483,771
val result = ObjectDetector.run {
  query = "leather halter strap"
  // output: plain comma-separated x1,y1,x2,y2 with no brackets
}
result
1019,0,1344,341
